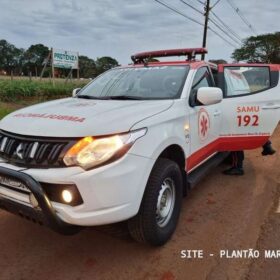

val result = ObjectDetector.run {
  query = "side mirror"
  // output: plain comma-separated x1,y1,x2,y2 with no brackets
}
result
196,87,223,106
72,88,81,97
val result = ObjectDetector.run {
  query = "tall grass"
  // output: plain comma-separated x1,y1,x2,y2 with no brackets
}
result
0,107,14,119
0,79,88,103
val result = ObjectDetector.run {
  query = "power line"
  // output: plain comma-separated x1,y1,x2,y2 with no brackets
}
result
180,0,203,15
194,0,255,37
154,0,204,26
210,10,242,41
226,0,257,34
211,0,221,9
208,16,242,45
195,0,205,5
153,0,238,48
208,26,238,48
180,0,242,46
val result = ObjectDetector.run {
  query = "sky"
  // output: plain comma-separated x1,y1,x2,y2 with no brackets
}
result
0,0,279,64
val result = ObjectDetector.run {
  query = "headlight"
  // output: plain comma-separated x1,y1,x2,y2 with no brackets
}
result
63,128,147,170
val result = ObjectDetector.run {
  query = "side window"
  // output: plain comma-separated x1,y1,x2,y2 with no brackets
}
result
189,67,214,106
192,67,214,91
224,66,270,97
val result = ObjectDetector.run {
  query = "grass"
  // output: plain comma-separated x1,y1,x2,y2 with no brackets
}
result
0,106,15,119
0,77,88,103
0,76,90,119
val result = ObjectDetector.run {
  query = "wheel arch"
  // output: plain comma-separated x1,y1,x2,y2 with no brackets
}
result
157,144,187,196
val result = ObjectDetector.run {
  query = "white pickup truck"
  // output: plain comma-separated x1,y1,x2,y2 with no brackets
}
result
0,48,279,246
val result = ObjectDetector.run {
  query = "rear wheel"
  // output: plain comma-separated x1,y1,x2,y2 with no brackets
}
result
128,158,183,246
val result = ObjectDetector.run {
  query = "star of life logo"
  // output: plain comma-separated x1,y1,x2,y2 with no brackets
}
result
198,108,210,141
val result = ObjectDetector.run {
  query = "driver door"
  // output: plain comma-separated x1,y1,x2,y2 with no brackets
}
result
187,66,222,171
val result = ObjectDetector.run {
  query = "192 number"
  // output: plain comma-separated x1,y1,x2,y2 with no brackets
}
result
237,115,259,126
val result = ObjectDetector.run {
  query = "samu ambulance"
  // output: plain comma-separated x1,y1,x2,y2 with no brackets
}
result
0,48,279,246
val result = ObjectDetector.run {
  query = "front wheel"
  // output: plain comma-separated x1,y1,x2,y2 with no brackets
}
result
128,158,183,246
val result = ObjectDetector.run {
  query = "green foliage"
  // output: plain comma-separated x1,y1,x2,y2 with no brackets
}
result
23,44,50,76
0,40,24,74
0,107,14,119
78,55,97,78
0,79,88,103
209,59,228,65
232,32,280,63
95,56,119,75
0,39,120,78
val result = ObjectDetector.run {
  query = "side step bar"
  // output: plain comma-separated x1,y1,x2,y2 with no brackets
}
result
187,152,229,189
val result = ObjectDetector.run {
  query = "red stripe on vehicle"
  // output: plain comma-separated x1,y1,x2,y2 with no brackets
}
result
186,135,269,171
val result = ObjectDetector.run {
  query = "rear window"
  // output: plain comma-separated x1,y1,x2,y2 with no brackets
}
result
224,66,270,97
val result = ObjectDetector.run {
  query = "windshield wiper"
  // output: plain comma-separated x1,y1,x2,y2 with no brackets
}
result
76,95,108,100
76,95,144,100
106,95,144,100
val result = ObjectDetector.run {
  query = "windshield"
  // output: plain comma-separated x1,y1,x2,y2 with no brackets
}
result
78,66,189,100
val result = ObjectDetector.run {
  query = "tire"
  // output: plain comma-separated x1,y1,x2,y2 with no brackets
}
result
128,158,183,246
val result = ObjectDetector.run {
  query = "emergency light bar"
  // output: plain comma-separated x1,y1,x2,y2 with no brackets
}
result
131,48,207,64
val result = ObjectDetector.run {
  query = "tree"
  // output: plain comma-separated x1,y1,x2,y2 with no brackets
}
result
23,44,49,76
0,39,24,74
232,32,280,63
209,59,227,65
95,56,119,75
78,55,97,78
0,39,120,78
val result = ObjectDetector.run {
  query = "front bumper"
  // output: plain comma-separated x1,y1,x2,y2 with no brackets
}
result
0,153,154,230
0,166,80,235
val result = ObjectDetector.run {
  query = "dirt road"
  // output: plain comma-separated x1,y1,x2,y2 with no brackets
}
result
1,128,280,280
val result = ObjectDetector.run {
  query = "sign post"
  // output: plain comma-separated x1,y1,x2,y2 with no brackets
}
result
52,48,79,69
40,51,51,81
40,48,79,83
51,48,55,85
77,52,80,80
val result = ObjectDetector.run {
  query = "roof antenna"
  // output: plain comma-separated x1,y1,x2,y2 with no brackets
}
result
191,50,196,60
187,50,196,61
143,57,149,66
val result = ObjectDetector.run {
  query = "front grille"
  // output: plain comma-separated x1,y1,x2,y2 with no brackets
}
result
0,130,75,168
0,175,31,193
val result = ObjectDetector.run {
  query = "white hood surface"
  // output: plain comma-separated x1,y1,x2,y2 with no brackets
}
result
0,98,173,137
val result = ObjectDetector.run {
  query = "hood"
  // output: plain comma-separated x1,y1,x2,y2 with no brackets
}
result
0,98,173,137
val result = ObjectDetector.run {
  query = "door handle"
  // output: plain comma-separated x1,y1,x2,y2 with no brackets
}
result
262,104,280,110
213,110,221,116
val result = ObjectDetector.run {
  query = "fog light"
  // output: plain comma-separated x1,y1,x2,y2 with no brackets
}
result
62,190,73,203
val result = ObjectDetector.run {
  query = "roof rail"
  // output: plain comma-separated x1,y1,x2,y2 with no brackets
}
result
131,48,207,64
